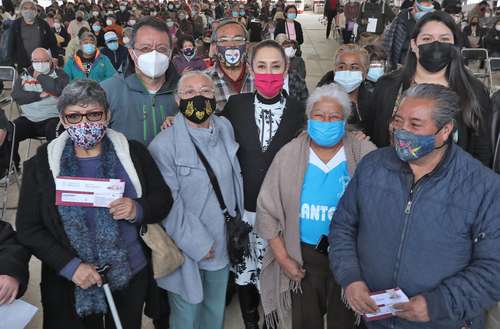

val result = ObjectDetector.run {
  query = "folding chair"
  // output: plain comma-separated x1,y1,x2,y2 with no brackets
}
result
0,66,17,120
488,57,500,94
0,120,20,220
15,102,48,159
461,48,489,85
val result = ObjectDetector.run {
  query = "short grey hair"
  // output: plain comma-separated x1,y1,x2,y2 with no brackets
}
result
211,19,250,43
306,84,352,119
177,71,214,95
400,83,459,128
58,79,109,114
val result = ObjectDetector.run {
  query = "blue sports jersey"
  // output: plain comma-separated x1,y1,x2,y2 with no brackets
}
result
299,147,350,245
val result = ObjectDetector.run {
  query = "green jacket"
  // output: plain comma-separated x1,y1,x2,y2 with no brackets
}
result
64,50,117,82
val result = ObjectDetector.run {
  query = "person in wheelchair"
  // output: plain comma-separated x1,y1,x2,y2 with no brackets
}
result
10,47,69,167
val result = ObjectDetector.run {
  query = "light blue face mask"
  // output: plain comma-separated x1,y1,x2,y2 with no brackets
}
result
367,66,385,82
334,70,364,93
107,41,119,51
307,119,346,147
415,2,434,20
82,43,96,55
287,13,297,20
232,11,239,17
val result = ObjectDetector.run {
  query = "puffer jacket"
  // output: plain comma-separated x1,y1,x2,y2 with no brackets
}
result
329,143,500,329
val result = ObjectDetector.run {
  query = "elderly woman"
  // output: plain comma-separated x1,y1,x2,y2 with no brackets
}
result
317,44,374,138
148,71,244,329
64,31,117,82
16,79,173,329
255,84,376,329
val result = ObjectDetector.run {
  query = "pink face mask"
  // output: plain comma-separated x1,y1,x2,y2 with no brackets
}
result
254,73,284,98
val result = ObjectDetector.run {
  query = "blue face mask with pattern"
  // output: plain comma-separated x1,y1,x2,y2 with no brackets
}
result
307,119,346,147
393,128,441,161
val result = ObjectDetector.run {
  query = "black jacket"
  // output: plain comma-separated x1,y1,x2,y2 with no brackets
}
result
0,221,30,299
370,69,493,167
274,20,304,45
222,92,305,212
11,67,69,106
484,28,500,55
100,45,129,73
463,24,486,48
11,17,59,70
317,70,376,137
15,139,173,328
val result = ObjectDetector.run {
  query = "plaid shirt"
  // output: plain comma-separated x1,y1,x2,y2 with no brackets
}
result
207,64,255,112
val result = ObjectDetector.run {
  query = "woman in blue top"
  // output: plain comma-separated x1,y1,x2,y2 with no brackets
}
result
64,31,117,82
255,84,375,329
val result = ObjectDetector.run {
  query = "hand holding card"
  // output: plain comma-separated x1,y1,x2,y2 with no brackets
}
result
363,288,409,321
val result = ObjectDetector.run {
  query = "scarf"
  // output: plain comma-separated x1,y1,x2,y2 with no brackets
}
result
57,137,132,317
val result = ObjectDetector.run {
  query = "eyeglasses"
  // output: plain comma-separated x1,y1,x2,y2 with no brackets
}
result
65,111,105,124
178,87,215,99
215,36,246,46
134,45,170,55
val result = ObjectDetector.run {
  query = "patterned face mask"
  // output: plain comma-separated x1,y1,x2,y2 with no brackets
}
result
393,128,437,161
66,122,107,150
179,95,216,124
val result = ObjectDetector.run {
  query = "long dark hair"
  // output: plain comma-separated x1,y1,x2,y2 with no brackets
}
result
399,11,484,132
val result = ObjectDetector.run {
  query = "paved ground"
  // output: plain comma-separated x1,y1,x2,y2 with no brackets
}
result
0,11,339,329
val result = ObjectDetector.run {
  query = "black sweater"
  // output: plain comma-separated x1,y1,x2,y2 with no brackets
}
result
222,92,305,212
15,139,173,326
0,221,30,299
370,69,493,167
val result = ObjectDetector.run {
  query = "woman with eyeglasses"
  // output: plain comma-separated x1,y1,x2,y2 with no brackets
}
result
149,71,244,329
16,79,173,329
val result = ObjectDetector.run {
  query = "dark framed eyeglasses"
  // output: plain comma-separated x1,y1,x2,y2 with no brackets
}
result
64,111,105,124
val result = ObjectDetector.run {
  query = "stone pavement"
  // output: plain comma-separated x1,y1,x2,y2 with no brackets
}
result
0,11,338,329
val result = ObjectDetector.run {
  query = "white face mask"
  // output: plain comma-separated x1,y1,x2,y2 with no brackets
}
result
123,36,130,44
284,47,296,58
33,62,51,75
496,25,500,31
135,50,170,78
54,22,61,29
106,19,113,26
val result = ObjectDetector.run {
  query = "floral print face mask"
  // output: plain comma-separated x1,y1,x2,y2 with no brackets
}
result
66,122,107,150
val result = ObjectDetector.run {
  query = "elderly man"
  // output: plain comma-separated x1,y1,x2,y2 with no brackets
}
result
11,47,68,166
329,83,500,329
0,221,30,305
149,70,243,329
208,19,254,110
101,16,179,145
11,0,59,70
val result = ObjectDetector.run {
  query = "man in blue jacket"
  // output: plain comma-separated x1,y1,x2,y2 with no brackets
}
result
329,83,500,329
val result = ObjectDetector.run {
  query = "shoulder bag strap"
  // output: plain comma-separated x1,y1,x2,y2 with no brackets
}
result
192,143,231,218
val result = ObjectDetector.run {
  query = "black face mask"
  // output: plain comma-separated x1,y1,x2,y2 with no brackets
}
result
179,95,216,124
417,41,453,73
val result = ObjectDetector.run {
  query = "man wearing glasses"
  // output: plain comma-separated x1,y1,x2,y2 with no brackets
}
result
208,19,254,111
101,16,180,146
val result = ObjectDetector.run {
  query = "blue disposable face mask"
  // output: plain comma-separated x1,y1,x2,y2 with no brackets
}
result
334,70,364,93
367,66,384,82
107,41,119,51
393,128,441,161
232,10,239,17
416,2,434,12
82,43,96,55
307,119,346,147
287,13,297,20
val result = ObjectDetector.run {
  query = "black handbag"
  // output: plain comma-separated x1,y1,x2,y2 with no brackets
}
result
193,143,252,266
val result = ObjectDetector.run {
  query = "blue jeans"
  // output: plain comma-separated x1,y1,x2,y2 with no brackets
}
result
168,265,230,329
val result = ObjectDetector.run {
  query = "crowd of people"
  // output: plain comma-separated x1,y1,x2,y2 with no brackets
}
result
0,0,500,329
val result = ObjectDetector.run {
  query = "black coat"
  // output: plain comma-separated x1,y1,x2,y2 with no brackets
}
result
15,139,173,329
274,20,304,45
11,17,59,70
222,92,305,212
0,220,30,299
317,70,376,137
370,69,493,167
100,45,129,73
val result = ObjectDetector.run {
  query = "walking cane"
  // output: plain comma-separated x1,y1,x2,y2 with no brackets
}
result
97,264,124,329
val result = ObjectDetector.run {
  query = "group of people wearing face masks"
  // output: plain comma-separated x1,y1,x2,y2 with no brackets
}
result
4,2,500,329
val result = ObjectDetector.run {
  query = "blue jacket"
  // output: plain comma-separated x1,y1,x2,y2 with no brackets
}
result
329,143,500,329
